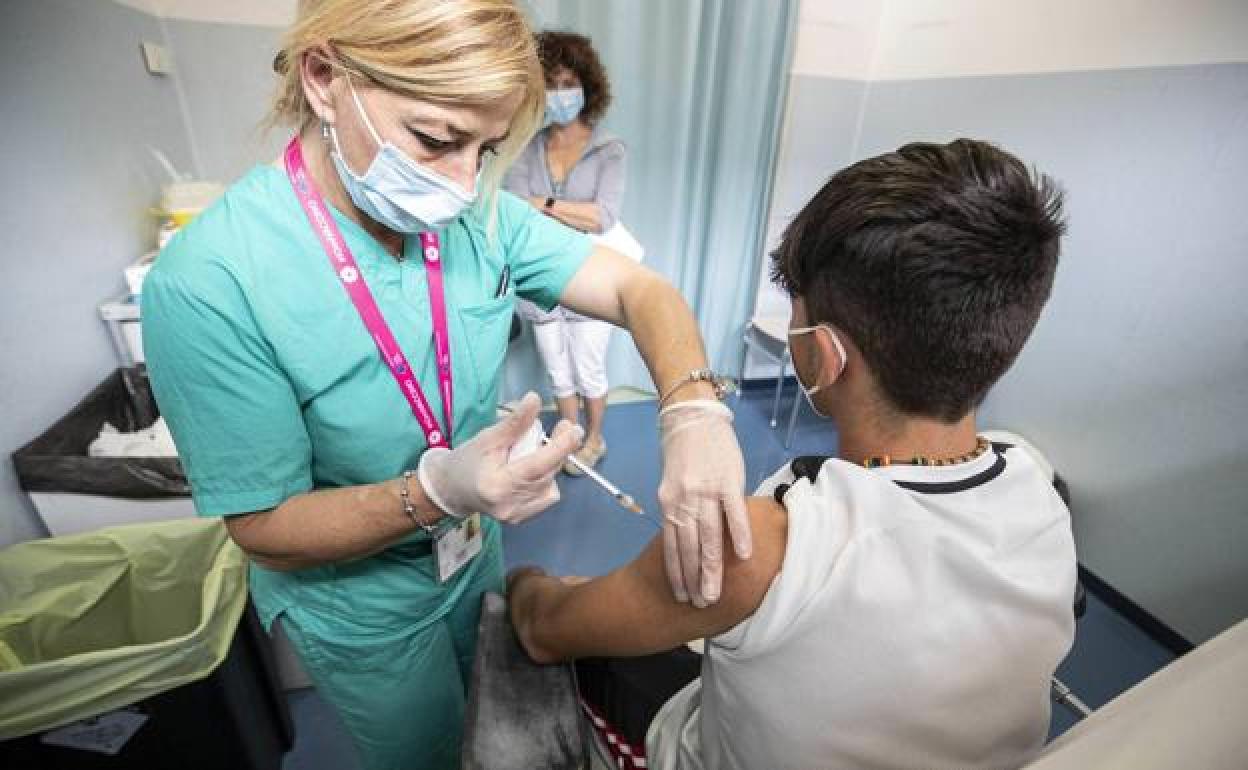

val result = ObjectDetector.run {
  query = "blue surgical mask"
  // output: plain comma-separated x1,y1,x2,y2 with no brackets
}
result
544,87,585,127
328,80,477,233
787,324,848,419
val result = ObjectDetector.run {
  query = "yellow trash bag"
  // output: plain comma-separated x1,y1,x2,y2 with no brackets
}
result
0,518,247,740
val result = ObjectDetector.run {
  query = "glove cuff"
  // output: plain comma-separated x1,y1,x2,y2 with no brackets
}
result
658,398,734,422
416,446,467,521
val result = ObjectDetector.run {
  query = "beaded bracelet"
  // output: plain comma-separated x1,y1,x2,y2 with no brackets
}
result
658,368,730,407
398,469,438,534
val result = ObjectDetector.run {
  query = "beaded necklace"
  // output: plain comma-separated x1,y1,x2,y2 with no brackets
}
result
863,437,992,469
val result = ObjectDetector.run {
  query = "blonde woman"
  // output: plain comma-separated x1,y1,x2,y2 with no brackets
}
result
140,1,750,768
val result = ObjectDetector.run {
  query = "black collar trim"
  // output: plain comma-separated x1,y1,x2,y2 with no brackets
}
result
889,442,1011,495
779,443,1012,502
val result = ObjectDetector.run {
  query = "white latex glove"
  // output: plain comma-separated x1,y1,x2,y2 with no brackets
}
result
657,399,750,607
418,392,583,524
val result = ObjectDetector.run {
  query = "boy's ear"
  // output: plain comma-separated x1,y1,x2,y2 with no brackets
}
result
813,327,848,386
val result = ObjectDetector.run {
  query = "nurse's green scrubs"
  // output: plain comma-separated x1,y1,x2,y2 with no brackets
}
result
142,164,591,770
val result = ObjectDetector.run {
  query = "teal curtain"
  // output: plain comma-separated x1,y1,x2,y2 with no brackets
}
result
509,0,798,394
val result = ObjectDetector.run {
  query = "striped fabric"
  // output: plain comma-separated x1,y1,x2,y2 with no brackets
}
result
580,696,649,769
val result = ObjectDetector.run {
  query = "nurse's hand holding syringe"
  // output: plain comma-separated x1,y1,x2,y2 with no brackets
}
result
498,402,646,517
418,392,583,524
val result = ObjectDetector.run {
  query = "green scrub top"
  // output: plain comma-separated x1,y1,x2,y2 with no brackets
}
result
142,164,592,630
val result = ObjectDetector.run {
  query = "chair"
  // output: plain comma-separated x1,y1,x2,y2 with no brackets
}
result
463,584,1097,769
461,593,588,770
1051,575,1092,719
738,315,803,447
463,609,1248,770
1047,472,1092,719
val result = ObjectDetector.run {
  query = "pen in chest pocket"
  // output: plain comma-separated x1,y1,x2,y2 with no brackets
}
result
494,264,511,298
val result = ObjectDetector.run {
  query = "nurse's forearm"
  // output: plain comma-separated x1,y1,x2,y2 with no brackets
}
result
223,477,443,571
620,273,718,404
559,251,717,401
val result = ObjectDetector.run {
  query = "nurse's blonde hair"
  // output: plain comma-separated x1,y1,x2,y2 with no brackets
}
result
269,0,544,219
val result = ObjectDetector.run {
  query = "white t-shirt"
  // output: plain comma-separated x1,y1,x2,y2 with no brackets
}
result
647,443,1077,770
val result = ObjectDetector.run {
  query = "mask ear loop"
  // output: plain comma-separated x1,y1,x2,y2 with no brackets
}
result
324,77,383,180
346,77,385,149
324,119,360,178
788,324,849,385
822,326,848,379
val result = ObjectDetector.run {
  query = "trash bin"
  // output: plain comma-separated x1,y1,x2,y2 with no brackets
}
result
11,367,195,537
0,519,293,768
11,367,314,691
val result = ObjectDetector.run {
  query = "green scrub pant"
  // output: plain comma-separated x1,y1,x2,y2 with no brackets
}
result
278,528,504,770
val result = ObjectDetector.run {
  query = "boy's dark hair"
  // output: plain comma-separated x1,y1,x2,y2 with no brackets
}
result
771,139,1066,422
536,30,612,126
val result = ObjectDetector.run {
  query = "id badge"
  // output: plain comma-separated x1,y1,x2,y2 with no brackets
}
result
434,513,483,583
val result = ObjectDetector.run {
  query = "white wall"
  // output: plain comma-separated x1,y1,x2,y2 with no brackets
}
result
790,0,885,80
746,0,884,354
112,0,296,27
870,0,1248,80
1,1,293,549
753,0,1248,331
856,62,1248,645
0,0,198,547
110,0,292,185
160,19,287,183
759,0,1248,643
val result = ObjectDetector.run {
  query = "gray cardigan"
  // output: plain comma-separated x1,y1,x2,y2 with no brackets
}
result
503,127,627,231
503,127,627,322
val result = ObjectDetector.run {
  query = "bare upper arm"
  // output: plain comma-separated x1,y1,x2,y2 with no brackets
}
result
514,495,789,662
557,245,658,326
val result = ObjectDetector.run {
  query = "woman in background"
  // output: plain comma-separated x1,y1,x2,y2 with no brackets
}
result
505,30,627,474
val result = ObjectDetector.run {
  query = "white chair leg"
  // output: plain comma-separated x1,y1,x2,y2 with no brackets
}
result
1051,676,1092,719
785,377,802,449
737,329,749,401
770,346,789,428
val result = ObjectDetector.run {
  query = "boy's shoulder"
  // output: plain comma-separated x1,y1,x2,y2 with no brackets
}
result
758,443,1066,543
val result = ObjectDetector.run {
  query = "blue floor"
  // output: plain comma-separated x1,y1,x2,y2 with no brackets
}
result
282,387,1176,769
1047,590,1176,738
503,385,836,577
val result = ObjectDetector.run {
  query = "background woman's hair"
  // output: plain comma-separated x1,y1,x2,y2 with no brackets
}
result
535,30,612,126
268,0,544,214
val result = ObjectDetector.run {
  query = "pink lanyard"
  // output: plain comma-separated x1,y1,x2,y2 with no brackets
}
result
284,137,453,449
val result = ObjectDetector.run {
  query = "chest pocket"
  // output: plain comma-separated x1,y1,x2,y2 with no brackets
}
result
457,294,516,407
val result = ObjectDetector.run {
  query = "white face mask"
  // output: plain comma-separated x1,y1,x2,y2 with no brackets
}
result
544,87,585,127
328,80,477,233
787,324,848,419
